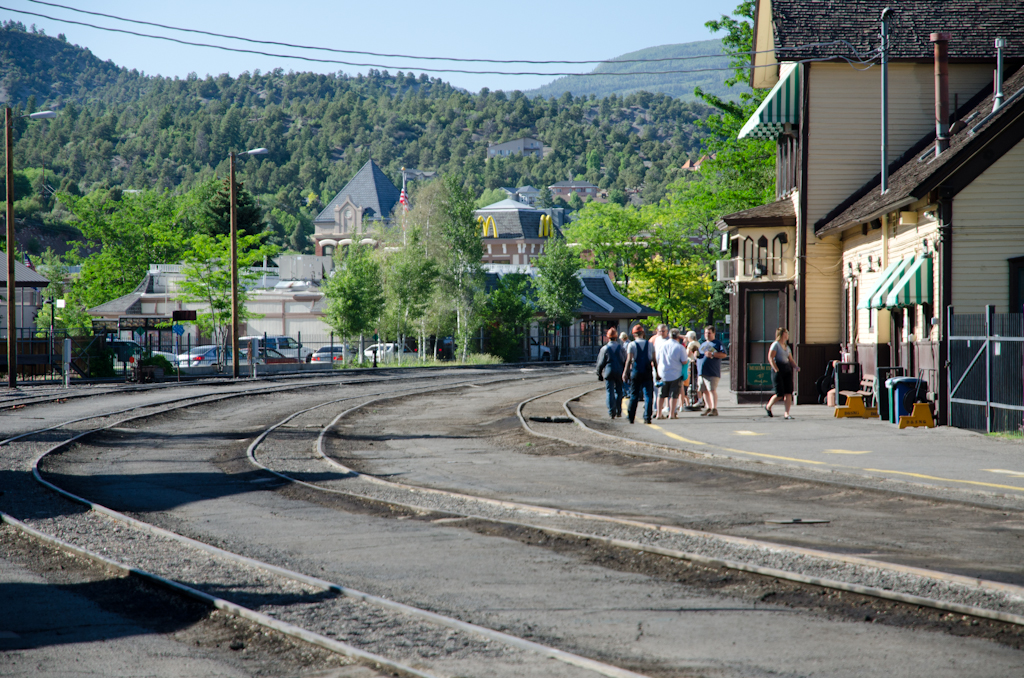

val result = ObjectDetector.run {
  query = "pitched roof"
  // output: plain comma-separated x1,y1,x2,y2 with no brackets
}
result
481,265,657,318
817,64,1024,235
314,160,401,224
770,0,1024,62
475,204,563,240
481,198,538,211
717,197,797,230
88,273,154,315
578,269,658,318
549,180,597,188
0,258,50,287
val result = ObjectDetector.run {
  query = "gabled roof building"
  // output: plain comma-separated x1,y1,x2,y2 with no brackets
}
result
718,0,1024,419
474,200,567,266
313,159,401,256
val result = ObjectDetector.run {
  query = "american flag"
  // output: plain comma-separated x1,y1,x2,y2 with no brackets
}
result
399,187,409,211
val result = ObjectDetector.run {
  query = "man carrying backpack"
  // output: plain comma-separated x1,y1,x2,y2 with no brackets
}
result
596,328,627,419
622,324,656,424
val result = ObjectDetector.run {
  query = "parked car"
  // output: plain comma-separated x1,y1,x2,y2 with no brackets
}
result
177,345,226,366
363,342,417,360
529,338,552,361
434,336,455,361
310,345,356,363
239,335,313,362
239,347,295,364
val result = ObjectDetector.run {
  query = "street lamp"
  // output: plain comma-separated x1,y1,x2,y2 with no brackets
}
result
5,108,56,389
229,147,268,379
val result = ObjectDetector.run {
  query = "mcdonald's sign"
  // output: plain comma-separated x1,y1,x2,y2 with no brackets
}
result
477,215,497,238
539,214,553,237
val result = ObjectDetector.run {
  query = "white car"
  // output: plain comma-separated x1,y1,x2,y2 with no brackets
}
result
310,345,358,363
363,343,417,360
240,336,314,363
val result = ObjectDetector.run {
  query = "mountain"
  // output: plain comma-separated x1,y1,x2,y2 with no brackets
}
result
0,20,135,105
1,22,721,255
527,39,749,101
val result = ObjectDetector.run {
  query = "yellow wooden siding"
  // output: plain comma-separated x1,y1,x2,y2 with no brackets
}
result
952,143,1024,313
806,62,992,226
803,236,843,342
751,0,778,89
840,228,884,345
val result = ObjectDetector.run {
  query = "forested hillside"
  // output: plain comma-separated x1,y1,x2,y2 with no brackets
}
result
528,40,749,101
1,22,715,254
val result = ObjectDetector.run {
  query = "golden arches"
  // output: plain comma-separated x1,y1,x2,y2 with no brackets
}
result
477,215,497,238
539,214,553,237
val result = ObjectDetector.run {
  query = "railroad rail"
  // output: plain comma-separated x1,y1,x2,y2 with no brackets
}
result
6,369,649,678
237,382,1024,628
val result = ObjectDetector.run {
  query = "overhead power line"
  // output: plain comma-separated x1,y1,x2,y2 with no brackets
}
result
0,4,881,77
24,0,874,67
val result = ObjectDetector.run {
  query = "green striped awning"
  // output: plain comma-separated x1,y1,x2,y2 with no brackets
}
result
738,63,801,140
857,259,903,309
868,255,915,309
885,256,933,308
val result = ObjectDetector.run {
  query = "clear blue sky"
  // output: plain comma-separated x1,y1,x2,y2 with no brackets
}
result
2,0,740,92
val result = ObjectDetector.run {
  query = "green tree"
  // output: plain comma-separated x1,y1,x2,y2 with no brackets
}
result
533,235,583,331
30,248,92,335
565,202,650,294
202,177,264,237
58,190,193,309
568,192,585,211
482,272,535,362
381,226,438,361
436,175,483,363
175,232,278,344
474,187,508,209
321,243,385,350
537,186,553,208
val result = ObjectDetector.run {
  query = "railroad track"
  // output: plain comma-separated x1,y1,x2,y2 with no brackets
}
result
234,381,1024,631
6,369,646,678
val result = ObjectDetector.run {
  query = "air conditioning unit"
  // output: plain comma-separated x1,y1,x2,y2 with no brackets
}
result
716,258,737,282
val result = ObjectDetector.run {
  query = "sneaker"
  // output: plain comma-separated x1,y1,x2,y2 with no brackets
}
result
708,409,719,416
700,408,711,416
644,419,652,424
784,414,794,420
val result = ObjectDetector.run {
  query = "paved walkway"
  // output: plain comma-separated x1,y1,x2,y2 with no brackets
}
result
579,367,1024,502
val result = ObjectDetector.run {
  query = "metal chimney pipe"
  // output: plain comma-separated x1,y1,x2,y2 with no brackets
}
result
994,38,1005,112
931,32,951,156
880,8,892,192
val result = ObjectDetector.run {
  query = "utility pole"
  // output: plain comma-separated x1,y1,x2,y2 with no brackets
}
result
5,107,14,388
229,151,239,379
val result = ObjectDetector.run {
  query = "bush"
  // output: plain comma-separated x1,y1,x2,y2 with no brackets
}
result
142,354,177,375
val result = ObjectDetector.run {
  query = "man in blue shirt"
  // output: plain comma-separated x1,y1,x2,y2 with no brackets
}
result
697,325,727,417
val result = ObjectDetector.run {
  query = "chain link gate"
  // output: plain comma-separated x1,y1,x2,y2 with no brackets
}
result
947,305,1024,435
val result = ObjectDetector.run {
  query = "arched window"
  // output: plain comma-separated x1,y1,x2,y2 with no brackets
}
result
742,237,755,276
771,232,788,275
756,236,769,276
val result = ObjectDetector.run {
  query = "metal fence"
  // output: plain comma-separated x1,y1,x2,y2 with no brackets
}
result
947,306,1023,435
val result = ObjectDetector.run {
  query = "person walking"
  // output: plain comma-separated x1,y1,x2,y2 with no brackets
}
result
765,327,800,419
697,325,727,417
596,328,627,419
654,328,687,419
622,324,656,424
